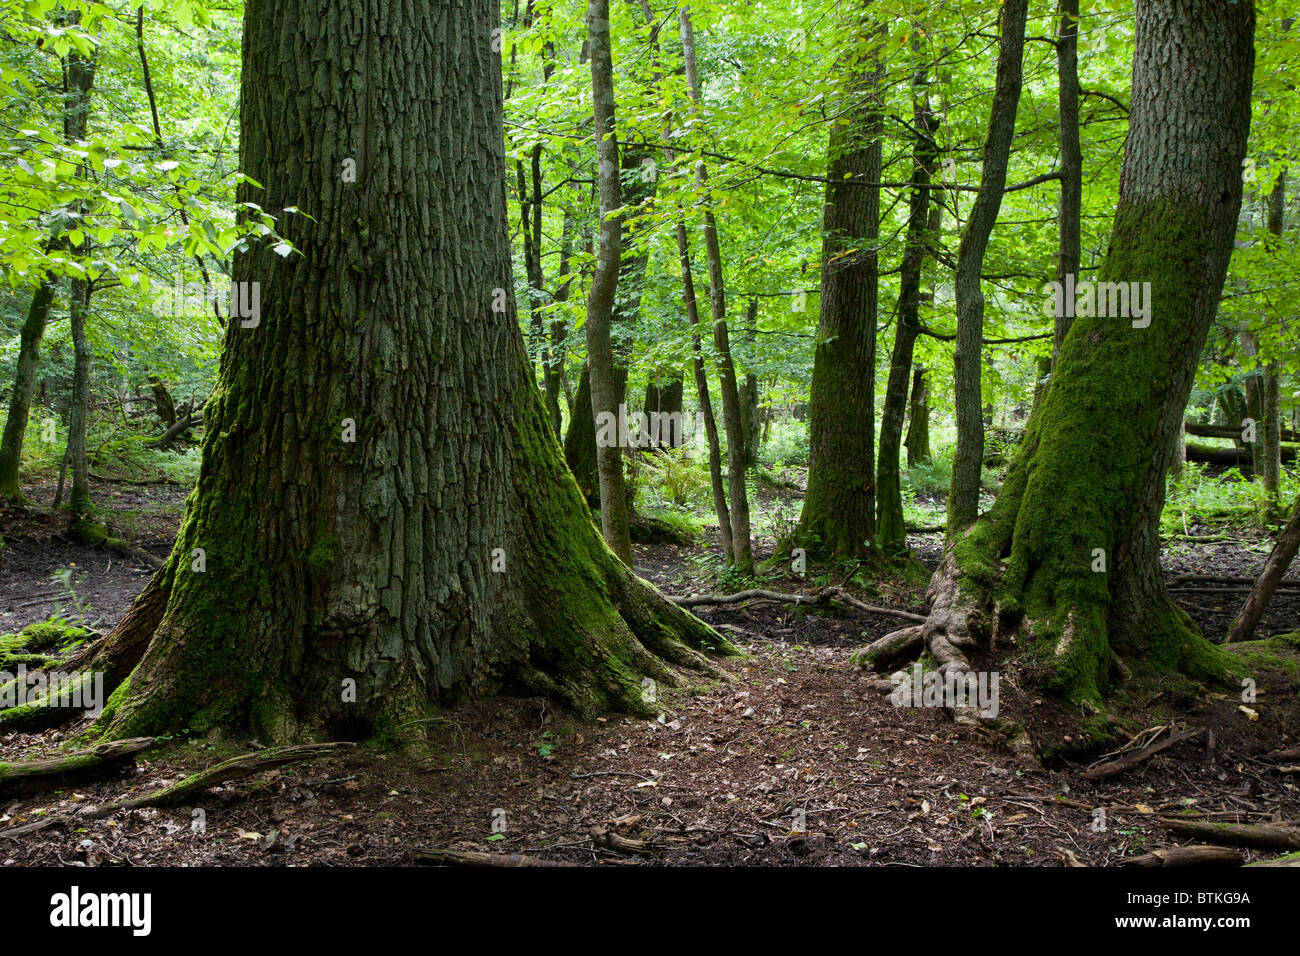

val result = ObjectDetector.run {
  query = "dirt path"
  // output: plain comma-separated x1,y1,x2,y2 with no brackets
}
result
1,480,1298,866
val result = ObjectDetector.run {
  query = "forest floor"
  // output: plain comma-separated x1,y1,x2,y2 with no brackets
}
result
1,475,1298,867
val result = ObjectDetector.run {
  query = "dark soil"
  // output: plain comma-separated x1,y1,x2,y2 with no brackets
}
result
1,476,1298,867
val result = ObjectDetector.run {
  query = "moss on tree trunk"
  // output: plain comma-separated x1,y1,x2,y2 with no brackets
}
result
93,0,735,745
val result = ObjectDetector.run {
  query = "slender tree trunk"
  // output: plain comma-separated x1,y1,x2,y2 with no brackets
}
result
544,206,576,437
565,365,599,504
797,11,881,558
95,0,731,743
877,62,938,556
739,298,761,470
67,278,93,531
680,6,751,571
0,27,95,503
905,365,930,467
949,0,1028,532
1228,491,1300,643
1053,0,1082,369
867,0,1255,712
584,0,632,565
1261,172,1286,513
677,222,732,558
0,280,58,500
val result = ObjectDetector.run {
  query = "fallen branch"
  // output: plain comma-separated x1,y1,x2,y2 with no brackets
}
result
3,741,354,837
1126,846,1244,867
670,586,927,623
0,737,155,797
1171,573,1300,588
415,848,577,867
1157,818,1300,852
87,741,355,815
1081,727,1201,780
89,471,189,487
591,825,652,854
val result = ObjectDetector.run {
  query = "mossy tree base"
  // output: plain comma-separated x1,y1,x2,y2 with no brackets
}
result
856,0,1253,748
84,0,736,747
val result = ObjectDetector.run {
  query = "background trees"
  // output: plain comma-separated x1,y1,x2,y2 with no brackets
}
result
1,0,1297,733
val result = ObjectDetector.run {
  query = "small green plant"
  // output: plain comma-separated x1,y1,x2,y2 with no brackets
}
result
49,567,103,634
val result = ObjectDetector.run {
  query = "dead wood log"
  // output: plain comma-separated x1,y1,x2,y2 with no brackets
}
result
1185,421,1300,443
1126,846,1244,867
0,737,155,797
670,586,927,623
1080,727,1201,780
415,848,577,867
86,742,355,815
2,742,354,837
590,825,652,854
1157,818,1300,851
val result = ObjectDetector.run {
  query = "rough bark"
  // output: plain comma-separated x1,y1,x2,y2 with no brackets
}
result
797,14,881,558
949,0,1028,532
92,0,734,744
864,0,1255,716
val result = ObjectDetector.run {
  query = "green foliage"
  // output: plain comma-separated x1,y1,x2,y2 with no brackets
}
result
638,446,710,508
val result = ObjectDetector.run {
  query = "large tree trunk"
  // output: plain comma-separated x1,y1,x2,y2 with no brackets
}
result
948,0,1028,532
864,0,1255,717
797,13,881,558
95,0,732,744
680,7,752,572
876,57,938,556
584,0,633,565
